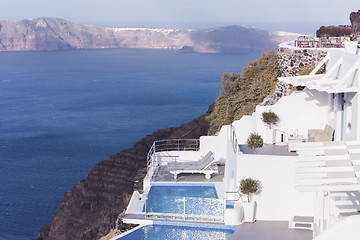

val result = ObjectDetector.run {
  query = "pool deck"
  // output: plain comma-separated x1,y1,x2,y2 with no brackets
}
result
125,162,313,239
122,217,313,239
229,221,312,240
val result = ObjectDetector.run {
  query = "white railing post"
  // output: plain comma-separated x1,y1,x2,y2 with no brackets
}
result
144,196,147,219
183,197,186,220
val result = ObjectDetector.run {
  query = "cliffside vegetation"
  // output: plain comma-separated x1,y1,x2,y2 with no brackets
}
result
207,50,279,128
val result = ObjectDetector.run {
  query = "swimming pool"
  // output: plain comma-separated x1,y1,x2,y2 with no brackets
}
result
144,184,224,222
115,224,235,240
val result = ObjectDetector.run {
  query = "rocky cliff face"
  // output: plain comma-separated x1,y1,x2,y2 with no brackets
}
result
260,47,327,106
112,25,278,53
0,17,300,53
39,106,212,240
350,10,360,33
316,25,352,37
315,10,360,37
0,18,118,51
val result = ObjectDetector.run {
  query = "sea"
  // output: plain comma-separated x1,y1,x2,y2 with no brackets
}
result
0,48,261,239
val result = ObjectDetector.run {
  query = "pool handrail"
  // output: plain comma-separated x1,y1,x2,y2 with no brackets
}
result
144,195,225,223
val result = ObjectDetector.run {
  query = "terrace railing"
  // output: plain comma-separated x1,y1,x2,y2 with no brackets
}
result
146,139,200,180
144,196,225,223
294,36,347,48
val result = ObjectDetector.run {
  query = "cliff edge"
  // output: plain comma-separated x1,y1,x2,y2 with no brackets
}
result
39,106,212,240
0,17,300,53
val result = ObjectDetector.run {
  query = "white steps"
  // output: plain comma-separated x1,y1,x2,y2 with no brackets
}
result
289,216,314,230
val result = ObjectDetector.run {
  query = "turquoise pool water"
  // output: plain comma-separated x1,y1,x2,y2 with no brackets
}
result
117,224,234,240
144,185,217,212
144,184,224,222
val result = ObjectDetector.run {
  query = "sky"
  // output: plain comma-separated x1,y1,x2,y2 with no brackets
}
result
0,0,359,34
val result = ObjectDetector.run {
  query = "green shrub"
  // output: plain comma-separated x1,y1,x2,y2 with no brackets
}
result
349,35,358,41
239,178,260,202
247,132,263,153
207,50,279,129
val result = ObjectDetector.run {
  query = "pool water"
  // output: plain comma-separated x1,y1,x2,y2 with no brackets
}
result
117,224,234,240
144,185,221,216
147,185,218,200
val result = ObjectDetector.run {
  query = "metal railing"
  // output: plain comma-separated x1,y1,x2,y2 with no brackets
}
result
144,196,225,223
153,139,200,152
294,36,348,49
146,139,200,179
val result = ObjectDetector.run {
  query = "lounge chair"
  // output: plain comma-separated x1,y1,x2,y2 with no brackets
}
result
168,151,218,179
308,124,335,142
167,151,213,168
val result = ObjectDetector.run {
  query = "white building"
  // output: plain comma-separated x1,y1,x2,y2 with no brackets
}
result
117,39,360,240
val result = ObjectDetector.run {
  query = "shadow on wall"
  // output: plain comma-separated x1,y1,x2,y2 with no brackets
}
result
332,191,360,214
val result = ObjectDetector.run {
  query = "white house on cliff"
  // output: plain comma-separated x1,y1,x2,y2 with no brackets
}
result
117,38,360,240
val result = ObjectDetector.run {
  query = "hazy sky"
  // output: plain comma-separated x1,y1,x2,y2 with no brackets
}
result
1,0,359,34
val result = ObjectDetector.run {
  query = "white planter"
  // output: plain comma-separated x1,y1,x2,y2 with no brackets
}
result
242,201,257,223
224,204,243,225
344,41,358,54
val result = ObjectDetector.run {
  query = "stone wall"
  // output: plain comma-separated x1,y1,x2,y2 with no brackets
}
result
278,47,327,77
261,47,327,106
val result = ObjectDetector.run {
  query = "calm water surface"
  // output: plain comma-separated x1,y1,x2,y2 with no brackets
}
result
0,48,260,239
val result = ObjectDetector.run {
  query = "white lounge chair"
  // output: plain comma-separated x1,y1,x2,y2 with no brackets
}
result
168,151,218,179
167,151,213,168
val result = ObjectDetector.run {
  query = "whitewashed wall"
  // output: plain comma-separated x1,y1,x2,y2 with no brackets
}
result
200,126,229,164
343,92,357,141
232,114,256,144
354,94,360,140
234,89,331,144
200,125,239,195
236,154,315,221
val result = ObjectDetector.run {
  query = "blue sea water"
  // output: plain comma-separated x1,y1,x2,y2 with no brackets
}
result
0,48,260,239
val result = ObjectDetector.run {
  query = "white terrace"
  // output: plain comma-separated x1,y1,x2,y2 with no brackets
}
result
120,40,360,240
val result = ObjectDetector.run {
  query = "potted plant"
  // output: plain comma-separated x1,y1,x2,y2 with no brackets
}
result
247,132,263,154
239,178,260,222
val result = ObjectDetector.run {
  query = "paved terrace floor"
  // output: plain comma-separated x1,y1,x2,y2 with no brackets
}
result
239,144,298,156
229,221,312,240
152,165,225,182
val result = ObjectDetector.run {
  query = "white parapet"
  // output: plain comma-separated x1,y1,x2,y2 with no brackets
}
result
125,190,143,214
224,203,243,225
313,215,360,240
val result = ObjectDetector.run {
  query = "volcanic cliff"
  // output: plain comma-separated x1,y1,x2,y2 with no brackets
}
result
0,17,300,53
316,10,360,37
39,106,213,240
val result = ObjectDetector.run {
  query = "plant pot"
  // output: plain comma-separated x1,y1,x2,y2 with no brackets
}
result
224,204,243,225
344,41,358,54
242,201,257,223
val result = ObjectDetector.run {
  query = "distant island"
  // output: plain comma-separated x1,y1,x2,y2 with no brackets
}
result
0,17,301,53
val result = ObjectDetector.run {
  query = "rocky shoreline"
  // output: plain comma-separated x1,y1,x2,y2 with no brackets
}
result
39,105,213,240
